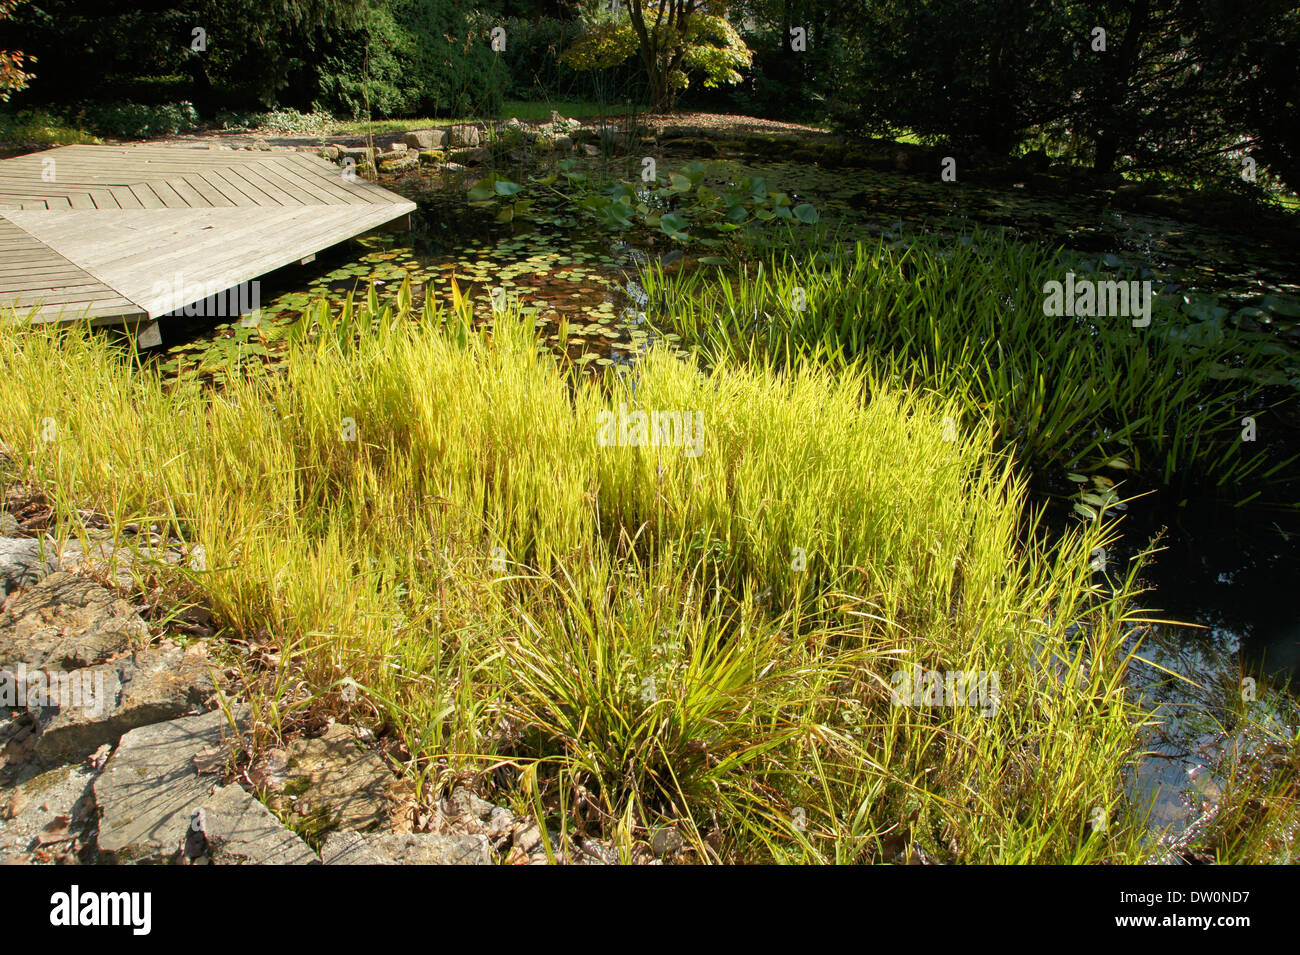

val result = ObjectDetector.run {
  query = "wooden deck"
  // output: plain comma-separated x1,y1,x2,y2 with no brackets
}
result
0,145,416,328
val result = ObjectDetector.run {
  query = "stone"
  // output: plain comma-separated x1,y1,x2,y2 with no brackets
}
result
276,723,399,833
378,154,418,173
445,786,495,822
320,830,490,865
0,572,146,671
185,785,318,865
650,826,684,858
53,535,192,590
0,763,98,864
448,147,488,165
486,806,515,841
28,644,217,765
0,538,52,595
447,124,481,148
0,511,17,536
313,144,340,160
318,829,388,865
548,109,565,124
553,134,573,153
417,149,445,165
403,128,447,150
93,706,246,863
581,144,600,157
337,146,375,164
442,162,469,174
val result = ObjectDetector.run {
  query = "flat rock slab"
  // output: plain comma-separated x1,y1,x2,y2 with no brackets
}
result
320,830,490,865
0,538,55,596
28,644,216,765
93,706,246,863
186,784,318,865
0,571,146,670
0,763,98,864
278,723,399,832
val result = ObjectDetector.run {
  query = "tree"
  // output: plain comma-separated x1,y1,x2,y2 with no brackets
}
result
0,0,34,102
561,1,751,112
836,0,1081,155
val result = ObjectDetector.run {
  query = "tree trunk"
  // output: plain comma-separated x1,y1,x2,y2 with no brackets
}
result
1092,0,1151,174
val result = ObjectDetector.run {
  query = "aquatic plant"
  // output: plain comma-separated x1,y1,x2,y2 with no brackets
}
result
641,230,1298,502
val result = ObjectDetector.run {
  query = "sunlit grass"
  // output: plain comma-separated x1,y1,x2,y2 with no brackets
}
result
0,287,1277,862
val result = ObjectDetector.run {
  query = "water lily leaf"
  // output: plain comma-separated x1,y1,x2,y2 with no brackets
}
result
494,179,524,197
793,203,820,224
660,213,689,239
466,177,496,202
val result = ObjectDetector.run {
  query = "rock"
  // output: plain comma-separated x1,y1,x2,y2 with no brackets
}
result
447,124,481,148
0,572,146,670
578,838,618,865
650,826,684,858
275,723,399,834
378,154,418,173
320,830,490,865
38,535,192,591
384,142,408,154
486,806,514,841
0,763,98,864
403,129,446,150
0,512,16,536
313,144,340,160
93,706,246,863
554,134,573,153
337,146,375,164
442,162,470,174
548,109,565,125
513,820,544,854
445,786,495,822
318,829,387,864
418,149,445,165
185,785,318,865
581,144,600,157
28,644,217,765
0,538,52,595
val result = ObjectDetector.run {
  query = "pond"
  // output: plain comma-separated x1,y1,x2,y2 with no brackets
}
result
152,140,1300,846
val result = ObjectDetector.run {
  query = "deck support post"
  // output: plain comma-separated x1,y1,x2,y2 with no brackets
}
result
135,319,162,348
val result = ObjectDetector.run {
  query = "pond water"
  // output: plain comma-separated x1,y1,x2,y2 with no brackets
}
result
152,143,1300,846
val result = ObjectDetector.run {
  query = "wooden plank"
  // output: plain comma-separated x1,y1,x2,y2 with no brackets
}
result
180,174,234,208
143,179,189,209
109,186,144,210
0,145,415,326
